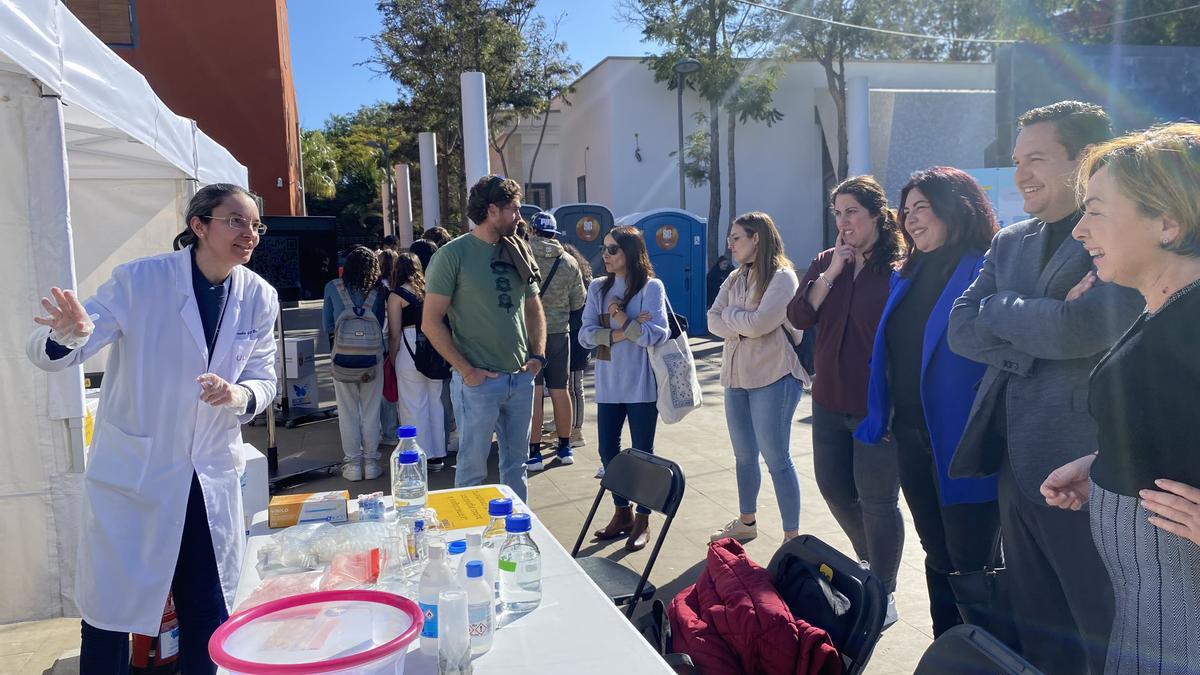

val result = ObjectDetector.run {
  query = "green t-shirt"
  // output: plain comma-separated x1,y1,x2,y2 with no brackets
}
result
424,234,539,373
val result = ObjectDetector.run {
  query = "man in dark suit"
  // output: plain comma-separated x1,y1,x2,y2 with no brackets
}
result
947,101,1143,674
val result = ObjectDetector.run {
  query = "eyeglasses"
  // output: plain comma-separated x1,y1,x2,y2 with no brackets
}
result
207,215,267,235
602,244,622,256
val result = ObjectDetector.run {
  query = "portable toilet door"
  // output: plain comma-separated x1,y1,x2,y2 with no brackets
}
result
550,203,614,279
623,209,707,335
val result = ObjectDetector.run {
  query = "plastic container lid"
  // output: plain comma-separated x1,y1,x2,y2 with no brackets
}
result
465,561,484,578
398,450,419,464
505,513,532,533
488,498,513,517
208,590,421,674
447,540,467,555
396,425,417,439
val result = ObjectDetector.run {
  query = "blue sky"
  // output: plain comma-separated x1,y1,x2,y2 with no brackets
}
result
288,0,652,129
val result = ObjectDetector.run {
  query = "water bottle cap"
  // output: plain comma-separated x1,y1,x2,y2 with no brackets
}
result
414,519,425,532
466,531,482,546
505,513,532,533
447,540,467,554
426,541,445,558
396,425,417,439
466,560,484,578
398,450,419,464
488,498,513,517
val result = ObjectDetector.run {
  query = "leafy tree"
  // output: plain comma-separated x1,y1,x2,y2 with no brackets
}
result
301,130,339,200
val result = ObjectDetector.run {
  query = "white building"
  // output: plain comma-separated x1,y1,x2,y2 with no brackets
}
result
498,56,997,267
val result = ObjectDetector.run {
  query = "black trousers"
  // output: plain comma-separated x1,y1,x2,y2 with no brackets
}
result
893,424,1003,638
998,458,1114,675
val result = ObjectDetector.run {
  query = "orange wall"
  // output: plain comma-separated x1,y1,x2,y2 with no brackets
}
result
108,0,303,215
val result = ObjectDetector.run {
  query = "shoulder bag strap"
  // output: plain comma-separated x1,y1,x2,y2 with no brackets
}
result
538,255,563,298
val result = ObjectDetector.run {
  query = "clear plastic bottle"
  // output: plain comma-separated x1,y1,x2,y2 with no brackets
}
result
463,560,495,656
392,450,426,518
394,425,427,485
446,539,467,576
481,498,513,593
498,513,541,613
457,532,492,593
418,541,459,656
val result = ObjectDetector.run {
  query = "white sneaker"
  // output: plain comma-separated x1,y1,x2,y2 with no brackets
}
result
883,593,898,630
342,463,364,482
364,461,383,480
570,428,586,447
710,519,757,542
594,466,605,479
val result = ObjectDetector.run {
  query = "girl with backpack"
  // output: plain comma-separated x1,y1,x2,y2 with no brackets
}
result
322,246,387,481
388,251,448,471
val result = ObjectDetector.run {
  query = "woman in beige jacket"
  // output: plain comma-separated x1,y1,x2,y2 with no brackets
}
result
707,212,810,542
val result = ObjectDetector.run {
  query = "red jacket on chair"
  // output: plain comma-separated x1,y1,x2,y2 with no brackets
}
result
669,538,843,675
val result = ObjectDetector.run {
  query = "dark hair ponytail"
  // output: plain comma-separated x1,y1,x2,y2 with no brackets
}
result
174,183,254,250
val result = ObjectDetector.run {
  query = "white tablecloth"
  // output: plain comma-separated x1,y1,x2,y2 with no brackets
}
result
234,485,674,674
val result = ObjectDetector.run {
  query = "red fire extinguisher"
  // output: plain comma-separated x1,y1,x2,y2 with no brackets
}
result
130,592,180,674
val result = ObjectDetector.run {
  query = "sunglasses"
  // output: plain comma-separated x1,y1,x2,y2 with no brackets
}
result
602,244,622,256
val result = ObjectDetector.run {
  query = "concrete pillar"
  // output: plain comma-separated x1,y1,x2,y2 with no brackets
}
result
380,177,391,238
418,132,440,230
460,71,491,195
395,163,413,248
847,76,871,178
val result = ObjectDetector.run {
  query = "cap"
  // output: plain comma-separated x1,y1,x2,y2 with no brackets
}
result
466,560,484,578
448,540,467,555
466,531,482,546
396,426,417,439
531,212,559,237
399,450,419,464
505,513,532,533
488,498,513,517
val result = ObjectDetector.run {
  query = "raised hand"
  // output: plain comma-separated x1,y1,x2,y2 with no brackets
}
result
34,287,95,348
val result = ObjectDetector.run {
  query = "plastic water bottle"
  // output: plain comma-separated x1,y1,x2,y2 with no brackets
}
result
395,425,427,485
392,450,425,518
464,560,495,656
481,499,513,593
457,532,493,592
418,541,459,656
498,513,541,613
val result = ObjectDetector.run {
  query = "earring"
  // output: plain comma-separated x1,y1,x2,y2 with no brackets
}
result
1162,238,1171,246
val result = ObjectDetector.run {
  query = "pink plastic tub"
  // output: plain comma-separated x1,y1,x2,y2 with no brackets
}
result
209,590,422,674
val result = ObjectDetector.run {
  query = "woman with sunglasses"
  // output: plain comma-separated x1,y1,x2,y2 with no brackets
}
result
579,226,671,551
27,183,279,673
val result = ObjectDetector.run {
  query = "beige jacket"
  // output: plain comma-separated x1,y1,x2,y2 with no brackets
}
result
707,266,810,390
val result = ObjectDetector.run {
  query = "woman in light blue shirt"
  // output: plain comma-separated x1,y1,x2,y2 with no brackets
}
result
579,226,670,551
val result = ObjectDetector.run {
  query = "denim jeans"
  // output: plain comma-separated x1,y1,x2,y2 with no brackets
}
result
450,370,535,502
79,474,227,675
725,375,804,532
597,401,658,514
811,402,904,593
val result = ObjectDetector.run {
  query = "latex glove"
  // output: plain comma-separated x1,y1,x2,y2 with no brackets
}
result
35,287,97,349
197,373,252,415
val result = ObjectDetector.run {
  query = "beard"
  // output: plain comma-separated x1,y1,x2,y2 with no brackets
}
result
496,219,517,237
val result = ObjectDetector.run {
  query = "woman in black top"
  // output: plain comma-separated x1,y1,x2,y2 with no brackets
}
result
1041,123,1200,674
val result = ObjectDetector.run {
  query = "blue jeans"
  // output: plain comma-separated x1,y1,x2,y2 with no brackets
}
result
79,474,227,674
597,401,658,514
725,375,804,532
450,370,535,502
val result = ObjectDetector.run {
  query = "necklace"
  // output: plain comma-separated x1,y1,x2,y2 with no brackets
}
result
1148,277,1200,318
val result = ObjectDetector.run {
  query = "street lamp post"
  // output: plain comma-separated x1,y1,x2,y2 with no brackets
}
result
673,58,701,211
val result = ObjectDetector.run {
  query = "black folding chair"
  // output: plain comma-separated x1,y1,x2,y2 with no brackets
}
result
571,448,686,618
767,534,887,675
915,624,1043,674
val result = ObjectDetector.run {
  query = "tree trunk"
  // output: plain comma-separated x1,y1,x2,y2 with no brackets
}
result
820,54,849,181
705,0,722,269
527,104,553,187
726,110,736,256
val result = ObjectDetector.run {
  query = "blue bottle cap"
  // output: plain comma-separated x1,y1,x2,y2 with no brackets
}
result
488,498,513,517
397,425,417,439
414,519,425,532
466,560,484,578
505,513,531,533
399,450,419,464
448,540,467,555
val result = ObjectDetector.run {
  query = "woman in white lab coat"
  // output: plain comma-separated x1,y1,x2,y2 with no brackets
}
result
26,183,279,674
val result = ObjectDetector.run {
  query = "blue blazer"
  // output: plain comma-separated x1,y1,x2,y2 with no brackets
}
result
855,251,998,505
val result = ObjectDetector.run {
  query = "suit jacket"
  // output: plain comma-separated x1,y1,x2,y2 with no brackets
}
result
856,251,997,505
946,217,1143,504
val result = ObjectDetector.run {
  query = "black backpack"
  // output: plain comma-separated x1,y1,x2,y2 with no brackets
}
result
396,288,452,381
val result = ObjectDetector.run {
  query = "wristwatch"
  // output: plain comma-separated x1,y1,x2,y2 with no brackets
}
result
529,354,547,368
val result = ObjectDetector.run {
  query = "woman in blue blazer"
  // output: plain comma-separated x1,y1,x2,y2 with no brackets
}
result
855,167,1005,638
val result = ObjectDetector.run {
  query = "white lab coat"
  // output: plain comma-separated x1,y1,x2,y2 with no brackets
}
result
26,247,278,634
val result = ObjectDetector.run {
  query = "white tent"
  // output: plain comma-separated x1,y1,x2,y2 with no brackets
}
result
0,0,248,623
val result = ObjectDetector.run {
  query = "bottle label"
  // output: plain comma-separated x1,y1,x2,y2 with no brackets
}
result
159,627,179,659
467,602,492,638
419,601,438,638
498,560,517,573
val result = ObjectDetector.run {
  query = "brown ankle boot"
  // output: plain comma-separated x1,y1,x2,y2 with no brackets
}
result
594,506,635,540
625,512,651,551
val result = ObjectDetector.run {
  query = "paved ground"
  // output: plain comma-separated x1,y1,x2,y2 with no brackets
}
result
2,304,934,674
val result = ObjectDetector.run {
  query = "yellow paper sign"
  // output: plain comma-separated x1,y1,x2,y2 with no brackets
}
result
426,487,506,531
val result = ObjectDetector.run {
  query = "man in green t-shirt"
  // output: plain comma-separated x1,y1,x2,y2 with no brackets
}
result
423,176,547,501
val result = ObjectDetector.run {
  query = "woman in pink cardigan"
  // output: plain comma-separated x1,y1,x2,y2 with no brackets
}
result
707,212,810,542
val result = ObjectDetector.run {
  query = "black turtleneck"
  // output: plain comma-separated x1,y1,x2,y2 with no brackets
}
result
886,244,963,430
1041,211,1082,271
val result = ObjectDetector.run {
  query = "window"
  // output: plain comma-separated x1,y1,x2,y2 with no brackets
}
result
577,176,587,203
524,183,553,210
65,0,135,46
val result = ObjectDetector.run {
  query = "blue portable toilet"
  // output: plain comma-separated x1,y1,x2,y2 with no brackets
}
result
549,203,614,279
616,209,707,336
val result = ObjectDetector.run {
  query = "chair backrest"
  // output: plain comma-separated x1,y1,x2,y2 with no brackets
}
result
599,448,686,517
767,534,886,675
915,624,1043,674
